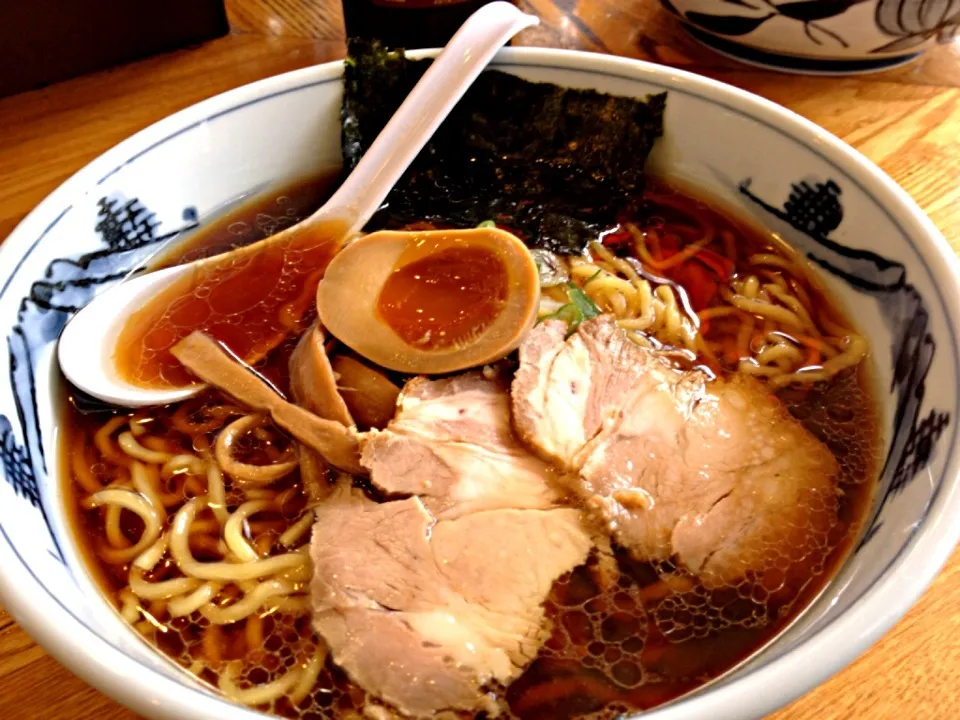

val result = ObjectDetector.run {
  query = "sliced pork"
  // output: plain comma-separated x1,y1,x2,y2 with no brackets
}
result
311,373,592,716
361,374,568,517
512,317,839,587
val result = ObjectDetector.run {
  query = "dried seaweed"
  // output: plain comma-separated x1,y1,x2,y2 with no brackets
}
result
342,39,666,255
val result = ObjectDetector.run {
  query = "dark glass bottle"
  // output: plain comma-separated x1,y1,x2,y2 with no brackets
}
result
342,0,497,49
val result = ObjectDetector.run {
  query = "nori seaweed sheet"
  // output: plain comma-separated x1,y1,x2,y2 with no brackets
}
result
342,39,666,255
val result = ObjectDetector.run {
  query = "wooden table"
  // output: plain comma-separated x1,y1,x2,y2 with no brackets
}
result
1,1,959,718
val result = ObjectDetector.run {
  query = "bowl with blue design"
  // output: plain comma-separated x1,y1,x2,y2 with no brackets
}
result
0,48,958,720
661,0,960,74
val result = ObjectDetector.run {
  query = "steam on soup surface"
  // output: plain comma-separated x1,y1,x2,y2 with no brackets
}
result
62,173,880,719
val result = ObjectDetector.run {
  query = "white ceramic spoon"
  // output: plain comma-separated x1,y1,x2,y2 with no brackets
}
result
59,2,537,408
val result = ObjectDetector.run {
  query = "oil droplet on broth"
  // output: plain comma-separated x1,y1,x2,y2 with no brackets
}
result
114,224,346,388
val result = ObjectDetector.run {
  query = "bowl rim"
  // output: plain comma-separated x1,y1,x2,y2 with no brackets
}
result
1,46,959,720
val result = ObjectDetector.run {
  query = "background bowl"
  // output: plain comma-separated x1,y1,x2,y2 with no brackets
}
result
660,0,960,74
0,48,958,720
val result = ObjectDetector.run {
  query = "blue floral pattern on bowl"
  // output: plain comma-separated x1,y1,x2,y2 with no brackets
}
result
661,0,960,73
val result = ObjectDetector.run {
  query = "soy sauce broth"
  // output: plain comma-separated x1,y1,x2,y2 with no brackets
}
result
63,174,882,720
114,174,344,389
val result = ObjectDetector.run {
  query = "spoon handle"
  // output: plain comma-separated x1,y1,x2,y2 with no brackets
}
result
317,1,538,236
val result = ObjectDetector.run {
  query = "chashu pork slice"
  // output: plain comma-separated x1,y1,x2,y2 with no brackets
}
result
311,373,592,716
512,317,839,587
360,374,569,518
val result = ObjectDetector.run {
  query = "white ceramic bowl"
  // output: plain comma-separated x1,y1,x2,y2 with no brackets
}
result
660,0,960,74
1,48,958,720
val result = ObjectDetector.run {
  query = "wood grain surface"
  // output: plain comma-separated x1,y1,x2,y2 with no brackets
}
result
1,1,959,718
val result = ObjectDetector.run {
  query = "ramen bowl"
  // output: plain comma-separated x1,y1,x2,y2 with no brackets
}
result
0,48,958,720
661,0,960,74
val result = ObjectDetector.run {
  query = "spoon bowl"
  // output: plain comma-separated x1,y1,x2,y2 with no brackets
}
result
58,1,538,408
60,265,202,407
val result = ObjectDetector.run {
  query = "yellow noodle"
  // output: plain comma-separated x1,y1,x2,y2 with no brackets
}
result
85,488,162,564
224,500,273,563
279,513,314,549
272,596,311,614
94,417,131,466
586,275,637,314
104,503,128,550
765,284,816,332
133,533,169,571
632,278,658,328
215,415,298,484
632,228,661,269
289,648,327,705
118,431,176,465
218,660,303,707
617,317,654,332
71,444,102,494
596,250,641,283
141,462,182,508
168,581,224,618
236,579,258,594
199,579,293,625
162,454,206,477
728,294,806,329
758,269,789,291
206,462,229,524
741,275,760,300
755,341,804,366
274,563,312,586
129,566,201,601
584,242,699,352
569,262,604,282
817,339,841,359
769,334,868,389
737,361,784,378
130,461,163,515
171,498,307,581
822,336,868,373
544,284,570,304
118,588,141,624
141,436,180,455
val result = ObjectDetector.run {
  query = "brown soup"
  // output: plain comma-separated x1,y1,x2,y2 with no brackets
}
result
62,174,880,719
114,175,344,389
